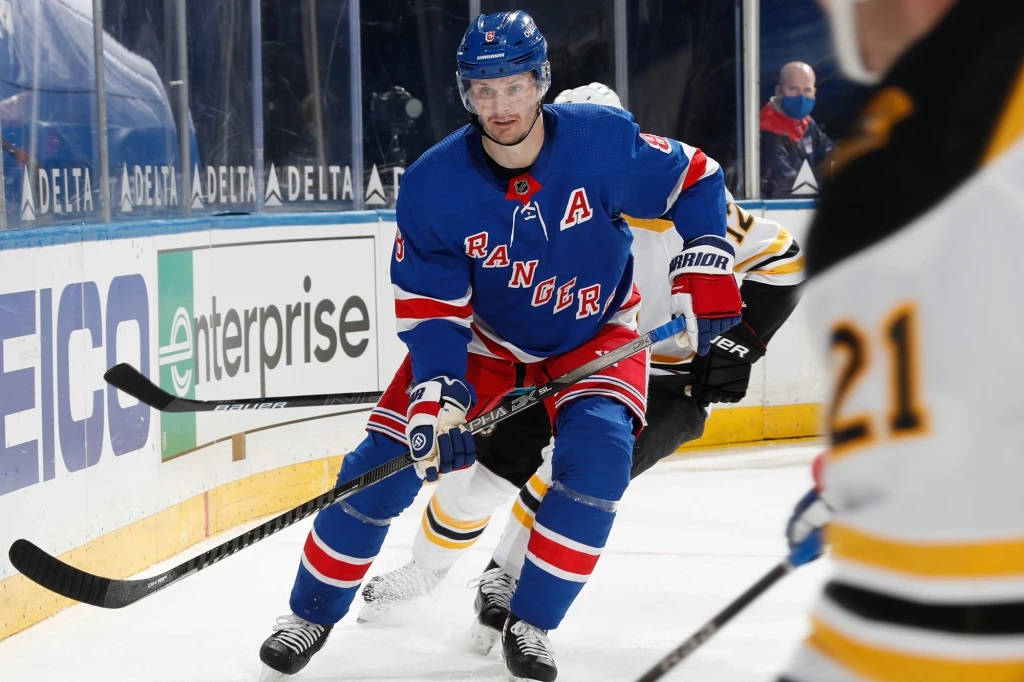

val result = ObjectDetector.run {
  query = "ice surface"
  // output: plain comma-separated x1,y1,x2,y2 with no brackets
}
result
0,441,830,681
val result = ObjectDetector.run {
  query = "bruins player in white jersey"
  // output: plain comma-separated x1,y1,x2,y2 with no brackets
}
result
357,83,805,652
781,0,1024,679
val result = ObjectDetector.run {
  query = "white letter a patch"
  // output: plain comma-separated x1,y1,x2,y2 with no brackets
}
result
560,187,593,230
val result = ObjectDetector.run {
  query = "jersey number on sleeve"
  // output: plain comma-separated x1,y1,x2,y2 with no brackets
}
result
639,133,671,154
726,203,756,244
828,303,929,457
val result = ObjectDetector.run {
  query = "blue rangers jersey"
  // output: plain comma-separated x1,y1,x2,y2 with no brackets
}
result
392,103,726,385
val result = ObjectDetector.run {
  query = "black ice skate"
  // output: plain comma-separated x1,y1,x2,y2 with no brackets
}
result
259,613,333,676
502,613,557,682
357,559,449,623
467,560,518,655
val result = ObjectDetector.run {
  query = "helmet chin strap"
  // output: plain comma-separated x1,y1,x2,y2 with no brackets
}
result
472,102,544,147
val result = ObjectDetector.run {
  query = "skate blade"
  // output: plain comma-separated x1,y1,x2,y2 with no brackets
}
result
468,620,500,656
258,664,285,682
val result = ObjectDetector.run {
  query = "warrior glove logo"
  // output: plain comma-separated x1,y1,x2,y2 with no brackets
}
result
670,251,731,272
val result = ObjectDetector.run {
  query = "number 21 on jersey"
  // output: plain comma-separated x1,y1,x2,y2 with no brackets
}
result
828,302,930,457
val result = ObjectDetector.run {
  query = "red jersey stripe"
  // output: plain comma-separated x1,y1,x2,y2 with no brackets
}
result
470,323,522,362
680,149,709,191
395,297,472,321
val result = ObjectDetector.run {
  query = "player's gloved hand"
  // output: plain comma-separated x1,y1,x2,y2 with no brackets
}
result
406,376,476,482
668,235,743,355
785,486,833,566
689,321,766,406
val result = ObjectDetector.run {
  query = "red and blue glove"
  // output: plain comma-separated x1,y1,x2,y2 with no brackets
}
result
406,376,476,482
668,235,743,355
785,487,833,566
786,455,832,566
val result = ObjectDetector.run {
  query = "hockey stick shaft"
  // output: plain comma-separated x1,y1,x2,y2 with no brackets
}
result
103,362,384,412
11,317,685,609
634,560,794,682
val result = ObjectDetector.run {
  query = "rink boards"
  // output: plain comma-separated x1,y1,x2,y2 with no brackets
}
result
0,203,822,638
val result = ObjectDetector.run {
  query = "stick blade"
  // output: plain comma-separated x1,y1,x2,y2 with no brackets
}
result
9,539,121,608
103,363,173,410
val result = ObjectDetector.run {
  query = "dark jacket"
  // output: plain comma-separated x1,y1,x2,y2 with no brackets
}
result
760,101,834,198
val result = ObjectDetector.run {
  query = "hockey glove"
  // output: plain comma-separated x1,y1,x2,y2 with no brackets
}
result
689,321,766,406
785,486,833,567
668,235,743,356
406,376,476,482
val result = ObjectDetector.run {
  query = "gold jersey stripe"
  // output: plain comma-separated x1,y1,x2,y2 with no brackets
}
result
623,215,675,233
828,523,1024,577
808,616,1024,682
428,496,490,532
984,62,1024,163
750,255,806,276
526,473,549,499
511,499,537,531
736,233,789,271
421,515,479,550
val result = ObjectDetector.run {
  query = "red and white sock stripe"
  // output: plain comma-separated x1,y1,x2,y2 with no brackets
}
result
300,529,376,589
524,521,602,584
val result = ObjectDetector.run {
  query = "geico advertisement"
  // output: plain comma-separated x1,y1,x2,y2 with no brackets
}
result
157,235,378,459
0,256,150,499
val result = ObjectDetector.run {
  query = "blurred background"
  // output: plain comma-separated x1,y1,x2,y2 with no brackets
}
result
0,0,867,229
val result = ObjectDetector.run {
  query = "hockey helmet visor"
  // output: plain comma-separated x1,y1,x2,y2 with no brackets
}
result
456,11,551,113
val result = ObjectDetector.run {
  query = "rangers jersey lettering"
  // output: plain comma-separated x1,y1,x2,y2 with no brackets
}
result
393,104,725,382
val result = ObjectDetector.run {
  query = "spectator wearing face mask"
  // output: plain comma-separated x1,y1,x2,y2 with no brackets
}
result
760,61,835,198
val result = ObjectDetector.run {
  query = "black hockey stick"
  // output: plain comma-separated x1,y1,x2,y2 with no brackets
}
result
102,362,385,412
634,560,794,681
10,316,686,609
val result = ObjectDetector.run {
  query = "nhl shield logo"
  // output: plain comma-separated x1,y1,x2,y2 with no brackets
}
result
505,172,542,205
485,30,496,42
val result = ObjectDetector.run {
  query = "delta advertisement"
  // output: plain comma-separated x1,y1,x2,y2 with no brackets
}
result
0,217,398,579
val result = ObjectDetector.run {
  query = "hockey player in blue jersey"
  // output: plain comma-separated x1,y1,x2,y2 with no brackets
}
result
258,11,742,682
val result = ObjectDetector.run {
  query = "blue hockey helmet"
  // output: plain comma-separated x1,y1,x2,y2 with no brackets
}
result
456,11,551,113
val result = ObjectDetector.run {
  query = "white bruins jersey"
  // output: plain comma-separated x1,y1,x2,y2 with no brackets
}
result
784,8,1024,678
627,201,804,371
788,134,1024,682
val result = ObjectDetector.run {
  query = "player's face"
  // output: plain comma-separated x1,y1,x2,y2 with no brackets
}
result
469,74,540,144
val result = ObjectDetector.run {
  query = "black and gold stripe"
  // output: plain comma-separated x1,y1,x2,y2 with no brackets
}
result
826,581,1024,636
420,496,489,550
510,473,549,531
806,616,1024,682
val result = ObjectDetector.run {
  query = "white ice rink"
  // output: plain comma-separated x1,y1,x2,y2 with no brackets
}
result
0,442,830,682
